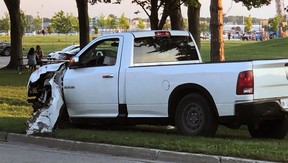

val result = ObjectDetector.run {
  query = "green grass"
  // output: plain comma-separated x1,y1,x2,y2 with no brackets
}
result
200,38,288,62
1,36,288,162
0,34,97,55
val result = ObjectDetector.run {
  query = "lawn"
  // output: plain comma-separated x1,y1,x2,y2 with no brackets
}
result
1,34,96,55
1,36,288,162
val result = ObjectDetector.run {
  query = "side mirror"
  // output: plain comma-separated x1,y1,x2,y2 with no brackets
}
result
69,56,80,69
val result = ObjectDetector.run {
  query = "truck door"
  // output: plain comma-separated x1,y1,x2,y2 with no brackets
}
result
63,36,123,118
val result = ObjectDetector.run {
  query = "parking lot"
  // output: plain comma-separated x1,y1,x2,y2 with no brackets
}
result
0,56,9,68
0,56,28,69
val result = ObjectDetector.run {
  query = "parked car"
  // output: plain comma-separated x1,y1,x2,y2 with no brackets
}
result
0,41,11,56
47,45,79,60
59,47,80,60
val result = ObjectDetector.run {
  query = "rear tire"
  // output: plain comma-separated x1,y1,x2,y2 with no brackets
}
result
248,119,288,139
3,47,11,56
175,93,218,137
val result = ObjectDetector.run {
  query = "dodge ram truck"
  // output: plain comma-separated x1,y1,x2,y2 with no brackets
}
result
26,30,288,139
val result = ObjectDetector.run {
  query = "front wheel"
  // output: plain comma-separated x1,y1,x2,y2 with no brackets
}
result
175,93,218,137
248,119,288,139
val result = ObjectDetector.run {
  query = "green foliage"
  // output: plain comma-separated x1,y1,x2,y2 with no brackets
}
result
269,15,282,32
20,10,28,34
70,15,79,33
234,0,272,10
118,13,130,30
136,18,146,30
46,25,54,34
93,25,98,34
33,15,42,31
199,22,209,34
96,13,107,29
244,15,252,32
106,15,118,29
51,11,74,34
0,12,10,33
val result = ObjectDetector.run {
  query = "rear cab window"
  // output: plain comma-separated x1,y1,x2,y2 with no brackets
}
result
133,33,199,66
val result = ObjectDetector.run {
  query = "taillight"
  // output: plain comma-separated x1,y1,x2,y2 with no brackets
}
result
155,31,171,37
236,70,254,95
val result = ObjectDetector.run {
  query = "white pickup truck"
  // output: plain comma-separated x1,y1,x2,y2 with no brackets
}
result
27,30,288,139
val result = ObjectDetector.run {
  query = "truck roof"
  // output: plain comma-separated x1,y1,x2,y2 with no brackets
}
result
100,30,191,38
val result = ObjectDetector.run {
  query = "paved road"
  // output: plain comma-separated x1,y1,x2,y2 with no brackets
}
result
0,56,28,69
0,56,10,68
0,141,164,163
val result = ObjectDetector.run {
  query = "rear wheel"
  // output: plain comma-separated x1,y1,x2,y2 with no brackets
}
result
248,119,288,139
3,47,11,56
175,93,218,137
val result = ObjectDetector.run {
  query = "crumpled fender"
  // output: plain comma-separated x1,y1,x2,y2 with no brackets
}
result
28,62,66,83
26,75,64,135
26,62,68,135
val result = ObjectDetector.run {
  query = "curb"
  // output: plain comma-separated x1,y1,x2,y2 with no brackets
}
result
0,132,7,141
1,132,274,163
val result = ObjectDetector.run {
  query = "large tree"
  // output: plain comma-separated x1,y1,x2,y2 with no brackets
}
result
3,0,23,69
76,0,90,49
210,0,224,62
169,0,184,30
132,0,185,30
210,0,272,62
187,0,201,49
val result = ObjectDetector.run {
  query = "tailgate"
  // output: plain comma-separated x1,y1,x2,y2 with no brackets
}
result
253,59,288,100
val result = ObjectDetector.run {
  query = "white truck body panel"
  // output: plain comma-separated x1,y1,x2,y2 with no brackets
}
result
253,59,288,100
125,62,253,117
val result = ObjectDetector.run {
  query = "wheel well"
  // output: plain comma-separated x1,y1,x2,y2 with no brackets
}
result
4,47,11,51
168,84,219,124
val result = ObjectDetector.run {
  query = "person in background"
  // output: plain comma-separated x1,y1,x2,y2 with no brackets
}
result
36,45,43,66
228,33,231,40
27,47,36,72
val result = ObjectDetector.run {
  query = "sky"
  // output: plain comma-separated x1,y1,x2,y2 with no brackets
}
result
0,0,287,20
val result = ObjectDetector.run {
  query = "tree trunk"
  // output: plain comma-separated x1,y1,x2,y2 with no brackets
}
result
76,0,90,49
4,0,23,69
150,0,159,30
158,1,170,30
188,1,201,50
169,0,184,30
210,0,225,62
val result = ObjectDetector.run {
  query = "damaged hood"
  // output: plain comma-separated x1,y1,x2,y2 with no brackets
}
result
28,62,67,83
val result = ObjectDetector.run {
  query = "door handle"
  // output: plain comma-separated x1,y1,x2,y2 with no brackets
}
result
102,74,114,78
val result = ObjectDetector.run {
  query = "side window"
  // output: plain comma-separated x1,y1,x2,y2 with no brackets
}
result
79,38,119,67
134,36,198,64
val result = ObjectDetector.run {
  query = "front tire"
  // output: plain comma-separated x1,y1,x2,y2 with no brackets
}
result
175,93,218,137
248,119,288,139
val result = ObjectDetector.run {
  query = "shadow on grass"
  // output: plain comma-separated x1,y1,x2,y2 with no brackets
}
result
61,123,252,141
0,117,27,134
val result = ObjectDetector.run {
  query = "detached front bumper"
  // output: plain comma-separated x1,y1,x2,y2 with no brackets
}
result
235,100,288,124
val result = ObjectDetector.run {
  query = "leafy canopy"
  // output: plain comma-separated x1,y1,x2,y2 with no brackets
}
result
234,0,272,10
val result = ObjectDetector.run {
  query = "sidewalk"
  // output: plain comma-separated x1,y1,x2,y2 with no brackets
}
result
0,132,274,163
